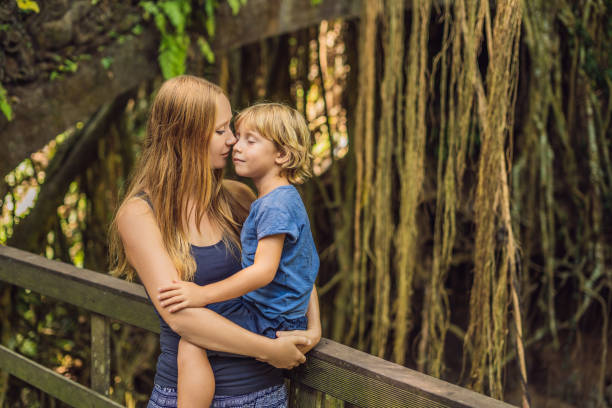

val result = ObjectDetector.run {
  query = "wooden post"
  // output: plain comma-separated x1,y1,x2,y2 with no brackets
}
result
290,380,321,407
323,394,345,407
91,314,111,396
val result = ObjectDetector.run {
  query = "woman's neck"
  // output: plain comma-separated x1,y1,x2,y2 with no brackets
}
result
182,199,222,246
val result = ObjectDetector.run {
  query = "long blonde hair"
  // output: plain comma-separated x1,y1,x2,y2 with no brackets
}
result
109,75,245,281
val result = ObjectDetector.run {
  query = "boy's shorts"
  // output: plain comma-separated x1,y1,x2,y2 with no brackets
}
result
208,297,308,339
204,297,307,359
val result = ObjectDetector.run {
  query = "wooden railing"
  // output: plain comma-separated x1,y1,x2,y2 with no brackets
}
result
0,245,516,408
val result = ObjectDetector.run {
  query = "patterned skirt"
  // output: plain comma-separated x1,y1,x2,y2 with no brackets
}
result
147,383,288,408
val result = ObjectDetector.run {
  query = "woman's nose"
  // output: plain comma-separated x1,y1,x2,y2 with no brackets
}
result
225,129,237,146
233,138,242,152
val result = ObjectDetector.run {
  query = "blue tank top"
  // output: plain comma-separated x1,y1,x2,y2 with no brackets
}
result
136,192,283,395
153,240,284,395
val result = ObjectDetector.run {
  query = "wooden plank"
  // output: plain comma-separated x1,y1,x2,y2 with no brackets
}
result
0,345,123,408
212,0,360,51
0,245,516,408
0,246,158,333
295,339,517,408
91,314,111,396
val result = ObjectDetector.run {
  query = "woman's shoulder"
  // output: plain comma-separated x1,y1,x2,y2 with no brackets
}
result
223,179,256,206
116,196,156,236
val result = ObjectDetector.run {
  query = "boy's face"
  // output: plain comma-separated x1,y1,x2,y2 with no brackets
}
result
232,123,281,180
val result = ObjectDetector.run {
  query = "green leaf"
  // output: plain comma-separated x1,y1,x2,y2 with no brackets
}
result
204,0,216,37
159,0,190,33
227,0,240,15
205,14,215,38
197,36,215,63
132,24,143,35
16,0,40,13
154,12,167,35
19,339,37,357
139,1,159,16
101,57,113,70
0,84,12,121
61,58,78,73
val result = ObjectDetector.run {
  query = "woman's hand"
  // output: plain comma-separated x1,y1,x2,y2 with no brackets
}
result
158,280,209,312
259,336,311,369
275,328,321,355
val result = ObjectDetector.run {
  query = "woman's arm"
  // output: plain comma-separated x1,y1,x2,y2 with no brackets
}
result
116,198,309,368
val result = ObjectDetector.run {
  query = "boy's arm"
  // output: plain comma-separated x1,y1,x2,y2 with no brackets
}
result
276,285,321,354
200,233,285,304
158,234,285,310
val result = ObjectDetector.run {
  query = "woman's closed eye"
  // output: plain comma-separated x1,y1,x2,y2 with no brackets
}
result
216,128,226,135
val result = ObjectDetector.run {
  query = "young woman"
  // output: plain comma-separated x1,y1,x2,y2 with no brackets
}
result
109,75,321,407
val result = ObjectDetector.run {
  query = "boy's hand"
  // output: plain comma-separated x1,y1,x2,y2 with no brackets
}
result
158,280,208,312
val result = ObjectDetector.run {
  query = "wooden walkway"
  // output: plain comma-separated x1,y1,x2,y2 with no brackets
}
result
0,245,516,407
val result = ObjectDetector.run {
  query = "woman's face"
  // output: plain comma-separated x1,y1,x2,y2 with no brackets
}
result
208,95,236,169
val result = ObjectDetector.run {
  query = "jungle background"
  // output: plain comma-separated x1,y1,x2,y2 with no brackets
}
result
0,0,611,406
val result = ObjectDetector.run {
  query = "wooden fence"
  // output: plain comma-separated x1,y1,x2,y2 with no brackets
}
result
0,245,515,407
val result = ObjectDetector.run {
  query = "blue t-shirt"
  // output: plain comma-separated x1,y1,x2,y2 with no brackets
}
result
241,185,319,320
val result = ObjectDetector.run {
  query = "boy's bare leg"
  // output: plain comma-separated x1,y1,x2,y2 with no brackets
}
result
177,338,215,407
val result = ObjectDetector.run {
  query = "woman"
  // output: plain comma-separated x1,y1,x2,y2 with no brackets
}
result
109,75,321,407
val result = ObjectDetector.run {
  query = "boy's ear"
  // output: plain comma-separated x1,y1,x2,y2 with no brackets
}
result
275,148,290,165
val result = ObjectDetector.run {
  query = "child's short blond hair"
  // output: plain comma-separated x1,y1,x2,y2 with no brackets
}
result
235,103,313,184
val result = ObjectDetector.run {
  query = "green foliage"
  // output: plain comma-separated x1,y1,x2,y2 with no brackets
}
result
59,58,78,73
47,58,79,81
141,0,191,78
0,83,12,121
159,33,190,79
140,0,248,78
311,0,322,5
